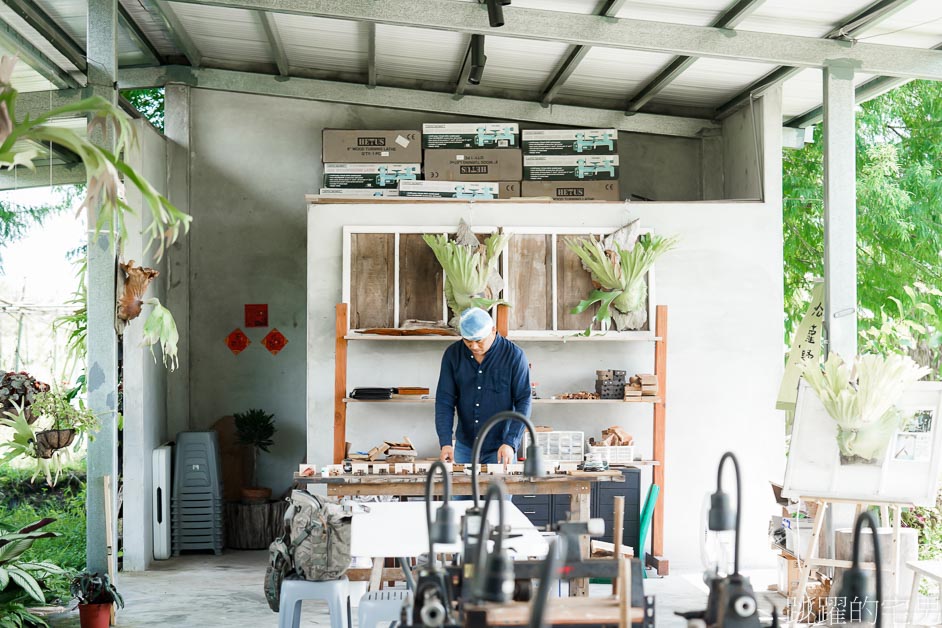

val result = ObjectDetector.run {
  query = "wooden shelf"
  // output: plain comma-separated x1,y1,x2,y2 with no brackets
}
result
346,331,659,342
344,397,662,404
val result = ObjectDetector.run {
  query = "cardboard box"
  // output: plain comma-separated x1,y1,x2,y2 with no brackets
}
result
521,180,620,201
322,163,421,189
424,149,522,181
523,155,619,181
322,129,422,163
422,123,519,149
522,128,617,155
498,181,520,198
398,180,499,199
318,188,400,198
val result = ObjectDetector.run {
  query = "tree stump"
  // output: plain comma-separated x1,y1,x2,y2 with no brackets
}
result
224,499,289,550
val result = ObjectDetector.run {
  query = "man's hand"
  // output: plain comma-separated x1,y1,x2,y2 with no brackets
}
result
497,444,515,465
440,446,454,462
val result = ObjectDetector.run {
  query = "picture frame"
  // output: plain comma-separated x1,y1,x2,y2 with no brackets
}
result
783,380,942,506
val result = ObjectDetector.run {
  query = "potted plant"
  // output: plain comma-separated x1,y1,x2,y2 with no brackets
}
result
233,408,276,502
29,388,100,459
70,572,124,628
0,371,50,424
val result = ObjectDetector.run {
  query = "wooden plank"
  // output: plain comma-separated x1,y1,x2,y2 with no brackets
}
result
350,233,395,329
612,495,624,595
571,490,592,597
556,234,596,332
509,234,553,330
334,304,349,464
496,303,509,337
653,305,667,572
399,233,443,323
465,598,644,626
368,557,384,591
347,567,405,582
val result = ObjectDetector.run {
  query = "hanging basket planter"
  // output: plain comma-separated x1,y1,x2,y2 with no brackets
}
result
34,429,76,459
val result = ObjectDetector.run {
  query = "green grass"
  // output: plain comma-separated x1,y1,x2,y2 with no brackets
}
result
0,463,87,603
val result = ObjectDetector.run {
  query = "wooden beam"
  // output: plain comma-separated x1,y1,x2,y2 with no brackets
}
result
334,303,349,463
652,305,667,572
496,303,509,337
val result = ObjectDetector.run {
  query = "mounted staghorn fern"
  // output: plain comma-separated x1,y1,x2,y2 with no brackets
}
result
0,56,191,371
802,353,930,464
566,222,678,335
423,219,511,329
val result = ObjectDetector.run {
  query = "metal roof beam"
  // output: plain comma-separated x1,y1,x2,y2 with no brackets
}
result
142,0,202,67
539,0,626,106
258,10,288,76
713,0,913,118
825,0,916,41
162,0,942,80
119,65,719,138
0,163,85,189
785,74,911,128
118,4,163,66
0,15,80,88
2,0,86,71
366,21,376,87
625,0,767,114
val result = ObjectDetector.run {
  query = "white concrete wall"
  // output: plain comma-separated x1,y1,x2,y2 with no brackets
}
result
122,119,170,571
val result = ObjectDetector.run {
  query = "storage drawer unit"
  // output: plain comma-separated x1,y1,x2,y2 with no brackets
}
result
515,469,642,556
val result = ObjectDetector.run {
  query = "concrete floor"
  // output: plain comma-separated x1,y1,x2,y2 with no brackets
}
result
46,552,784,627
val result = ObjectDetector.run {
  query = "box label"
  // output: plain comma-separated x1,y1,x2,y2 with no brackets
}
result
423,123,520,149
322,163,421,189
424,149,522,181
522,129,618,155
523,155,619,181
398,180,498,199
322,130,422,162
521,180,619,201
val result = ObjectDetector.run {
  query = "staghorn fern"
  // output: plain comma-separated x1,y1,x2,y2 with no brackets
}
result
566,232,678,335
802,353,930,463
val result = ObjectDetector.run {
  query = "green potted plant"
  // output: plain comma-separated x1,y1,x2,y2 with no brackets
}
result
29,388,100,459
0,371,51,424
70,572,124,628
233,408,276,502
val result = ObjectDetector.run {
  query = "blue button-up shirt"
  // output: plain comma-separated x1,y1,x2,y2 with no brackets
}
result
435,334,532,455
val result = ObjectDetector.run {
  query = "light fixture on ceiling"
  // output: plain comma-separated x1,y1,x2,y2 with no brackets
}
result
468,35,487,85
481,0,511,28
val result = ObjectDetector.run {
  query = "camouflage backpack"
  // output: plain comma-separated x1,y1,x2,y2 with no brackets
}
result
264,490,353,612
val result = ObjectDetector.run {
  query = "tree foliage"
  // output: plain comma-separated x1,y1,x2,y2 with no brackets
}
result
121,88,164,133
783,80,942,375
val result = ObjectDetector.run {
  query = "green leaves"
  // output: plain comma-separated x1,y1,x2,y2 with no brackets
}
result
233,409,276,452
142,298,180,371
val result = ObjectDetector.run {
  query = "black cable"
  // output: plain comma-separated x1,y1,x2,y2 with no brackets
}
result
425,461,451,567
473,481,507,599
529,535,566,628
470,410,539,507
716,452,742,576
852,511,883,628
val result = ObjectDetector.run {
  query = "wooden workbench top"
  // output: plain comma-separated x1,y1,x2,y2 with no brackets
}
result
294,470,624,484
464,597,642,626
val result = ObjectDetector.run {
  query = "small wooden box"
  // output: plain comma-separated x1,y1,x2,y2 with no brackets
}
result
372,462,389,475
395,463,415,475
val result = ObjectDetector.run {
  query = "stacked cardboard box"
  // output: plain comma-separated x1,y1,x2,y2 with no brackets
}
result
320,129,422,197
407,123,522,199
521,128,620,201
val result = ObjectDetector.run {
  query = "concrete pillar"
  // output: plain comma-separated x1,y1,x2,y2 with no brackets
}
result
164,84,191,439
822,62,858,360
85,0,119,576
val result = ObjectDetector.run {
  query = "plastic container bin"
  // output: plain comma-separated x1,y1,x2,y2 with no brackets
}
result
587,445,635,465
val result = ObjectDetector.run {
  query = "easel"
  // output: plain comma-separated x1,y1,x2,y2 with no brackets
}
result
788,496,910,626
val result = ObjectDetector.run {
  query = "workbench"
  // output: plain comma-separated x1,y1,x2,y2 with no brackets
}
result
295,470,623,596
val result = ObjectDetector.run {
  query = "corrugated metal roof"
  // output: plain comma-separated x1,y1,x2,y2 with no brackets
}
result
6,0,942,124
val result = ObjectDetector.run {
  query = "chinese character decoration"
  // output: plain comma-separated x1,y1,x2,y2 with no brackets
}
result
226,328,251,355
262,328,288,355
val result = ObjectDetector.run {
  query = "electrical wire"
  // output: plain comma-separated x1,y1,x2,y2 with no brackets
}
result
424,460,451,568
470,410,539,507
716,452,742,576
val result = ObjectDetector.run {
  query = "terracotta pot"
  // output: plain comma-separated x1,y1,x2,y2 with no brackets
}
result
34,429,76,459
78,603,111,628
240,487,272,503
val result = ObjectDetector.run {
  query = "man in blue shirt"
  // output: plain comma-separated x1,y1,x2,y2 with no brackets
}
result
436,307,532,465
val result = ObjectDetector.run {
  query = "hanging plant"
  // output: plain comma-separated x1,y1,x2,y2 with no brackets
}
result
423,219,511,328
802,353,930,464
0,371,50,424
566,223,678,335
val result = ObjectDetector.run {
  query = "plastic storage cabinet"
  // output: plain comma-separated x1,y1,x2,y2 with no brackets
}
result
171,431,224,555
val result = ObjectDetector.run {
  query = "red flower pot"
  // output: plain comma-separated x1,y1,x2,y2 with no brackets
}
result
78,603,111,628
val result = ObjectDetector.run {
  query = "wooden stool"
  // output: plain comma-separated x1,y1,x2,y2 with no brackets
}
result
907,560,942,625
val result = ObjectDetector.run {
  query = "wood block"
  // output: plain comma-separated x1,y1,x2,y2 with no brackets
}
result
211,415,251,502
224,500,290,550
639,374,657,386
597,370,613,380
641,385,658,396
603,426,632,445
624,389,642,398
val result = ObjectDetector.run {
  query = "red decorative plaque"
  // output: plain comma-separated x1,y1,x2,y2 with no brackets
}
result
226,328,251,355
245,303,269,328
262,328,288,355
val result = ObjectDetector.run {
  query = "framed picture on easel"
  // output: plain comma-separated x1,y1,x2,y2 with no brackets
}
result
783,380,942,507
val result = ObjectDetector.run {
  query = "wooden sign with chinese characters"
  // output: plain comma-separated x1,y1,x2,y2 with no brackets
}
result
777,282,824,411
